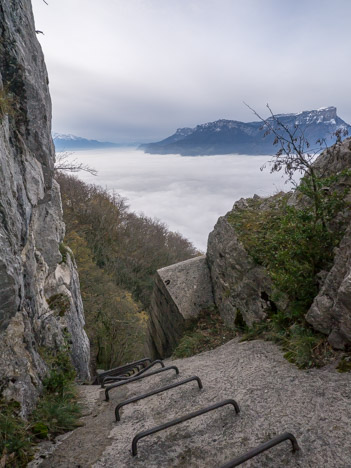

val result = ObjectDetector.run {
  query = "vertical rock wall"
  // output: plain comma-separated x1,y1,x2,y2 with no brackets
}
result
0,0,90,415
305,139,351,349
207,206,275,328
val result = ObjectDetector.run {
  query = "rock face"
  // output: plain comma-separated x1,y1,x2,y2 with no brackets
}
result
148,256,214,358
0,0,90,415
207,138,351,348
207,205,275,327
306,224,351,349
305,138,351,349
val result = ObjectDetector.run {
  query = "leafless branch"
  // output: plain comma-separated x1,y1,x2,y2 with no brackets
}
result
55,152,98,176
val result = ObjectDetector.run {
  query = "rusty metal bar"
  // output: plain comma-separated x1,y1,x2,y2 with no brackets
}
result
219,432,300,467
101,360,165,387
115,376,203,421
105,365,180,401
131,399,240,456
96,357,152,385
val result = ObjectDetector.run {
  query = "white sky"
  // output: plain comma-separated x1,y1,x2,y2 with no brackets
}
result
32,0,351,143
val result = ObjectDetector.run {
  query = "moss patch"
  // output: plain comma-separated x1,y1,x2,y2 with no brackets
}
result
0,86,15,120
337,354,351,372
240,316,335,369
47,293,70,317
172,307,236,359
59,242,69,264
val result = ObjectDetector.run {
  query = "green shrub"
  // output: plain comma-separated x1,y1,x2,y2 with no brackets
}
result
172,307,236,359
31,349,81,438
337,355,351,373
228,171,350,369
59,242,69,264
31,390,82,437
47,293,71,317
0,400,33,467
228,193,345,314
241,317,333,369
0,347,82,466
0,87,15,120
172,332,206,359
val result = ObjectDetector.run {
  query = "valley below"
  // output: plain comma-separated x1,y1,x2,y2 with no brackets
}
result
65,148,291,250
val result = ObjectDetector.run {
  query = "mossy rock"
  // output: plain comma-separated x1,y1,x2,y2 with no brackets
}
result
47,293,70,317
31,422,49,439
337,355,351,372
59,243,70,264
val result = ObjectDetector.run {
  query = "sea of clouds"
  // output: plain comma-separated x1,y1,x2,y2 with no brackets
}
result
63,148,293,251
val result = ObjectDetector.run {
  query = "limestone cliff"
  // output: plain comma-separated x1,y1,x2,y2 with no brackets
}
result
0,0,90,415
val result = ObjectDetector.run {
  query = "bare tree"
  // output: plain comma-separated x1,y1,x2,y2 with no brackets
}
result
245,103,348,228
55,152,97,176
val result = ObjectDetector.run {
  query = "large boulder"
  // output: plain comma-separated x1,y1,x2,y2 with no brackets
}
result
207,196,284,327
148,256,214,358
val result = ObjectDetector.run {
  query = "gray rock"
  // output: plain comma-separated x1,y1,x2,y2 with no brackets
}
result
148,256,214,358
207,206,277,327
206,139,351,347
0,0,90,415
303,139,351,348
306,223,351,349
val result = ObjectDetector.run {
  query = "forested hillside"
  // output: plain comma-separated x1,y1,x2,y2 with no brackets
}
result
56,173,198,371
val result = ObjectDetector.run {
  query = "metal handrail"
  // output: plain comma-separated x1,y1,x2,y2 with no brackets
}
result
115,376,203,421
101,363,146,385
131,399,240,456
95,357,152,384
105,365,180,401
219,432,300,467
130,359,165,378
101,360,165,387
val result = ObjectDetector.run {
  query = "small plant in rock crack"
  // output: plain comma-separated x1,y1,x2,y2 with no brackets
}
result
0,86,15,120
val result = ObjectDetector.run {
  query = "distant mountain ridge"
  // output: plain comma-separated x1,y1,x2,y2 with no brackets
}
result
53,133,121,151
140,107,351,156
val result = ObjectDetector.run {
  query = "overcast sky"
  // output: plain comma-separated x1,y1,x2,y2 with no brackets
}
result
32,0,351,143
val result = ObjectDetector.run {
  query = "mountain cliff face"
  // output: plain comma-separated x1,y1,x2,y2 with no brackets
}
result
141,107,351,156
0,0,90,415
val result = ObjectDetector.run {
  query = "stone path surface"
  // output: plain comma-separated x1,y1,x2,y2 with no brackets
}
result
32,339,351,467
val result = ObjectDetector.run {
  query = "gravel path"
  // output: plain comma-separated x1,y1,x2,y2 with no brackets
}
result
33,339,351,467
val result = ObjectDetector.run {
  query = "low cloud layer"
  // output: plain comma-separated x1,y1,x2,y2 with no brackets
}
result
33,0,351,143
67,148,291,250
